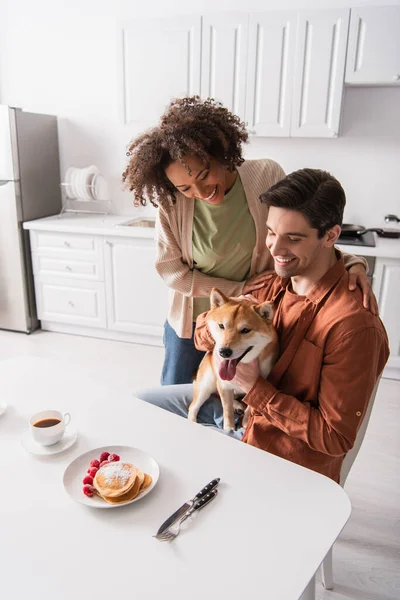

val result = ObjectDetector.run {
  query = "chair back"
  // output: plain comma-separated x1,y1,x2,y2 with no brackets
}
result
340,379,381,486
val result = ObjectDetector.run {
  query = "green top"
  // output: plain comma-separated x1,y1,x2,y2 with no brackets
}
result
192,174,256,319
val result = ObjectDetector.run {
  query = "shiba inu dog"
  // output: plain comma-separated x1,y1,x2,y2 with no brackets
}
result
189,288,279,430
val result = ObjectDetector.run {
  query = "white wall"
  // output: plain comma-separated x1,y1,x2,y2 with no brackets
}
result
1,0,400,226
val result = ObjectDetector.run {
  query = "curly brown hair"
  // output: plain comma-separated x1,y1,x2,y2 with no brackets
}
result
122,96,249,208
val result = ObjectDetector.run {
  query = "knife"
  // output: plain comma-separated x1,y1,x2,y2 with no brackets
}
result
155,477,220,537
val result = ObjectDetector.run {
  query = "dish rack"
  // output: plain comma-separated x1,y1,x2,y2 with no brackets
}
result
59,182,114,216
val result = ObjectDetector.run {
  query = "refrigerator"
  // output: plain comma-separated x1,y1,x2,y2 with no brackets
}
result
0,105,62,333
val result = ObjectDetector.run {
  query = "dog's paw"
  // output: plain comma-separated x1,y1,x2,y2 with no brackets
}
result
187,411,197,423
233,399,245,414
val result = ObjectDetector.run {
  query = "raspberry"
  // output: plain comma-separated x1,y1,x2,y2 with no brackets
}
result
108,453,120,462
82,475,93,485
83,484,94,498
99,460,109,468
87,467,98,478
99,451,110,463
89,459,100,469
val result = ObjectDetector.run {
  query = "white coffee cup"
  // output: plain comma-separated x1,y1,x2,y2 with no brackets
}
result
30,410,71,446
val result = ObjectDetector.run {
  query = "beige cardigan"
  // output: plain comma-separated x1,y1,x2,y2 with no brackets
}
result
155,158,366,338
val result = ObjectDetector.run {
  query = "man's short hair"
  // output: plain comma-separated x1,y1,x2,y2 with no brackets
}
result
260,168,346,238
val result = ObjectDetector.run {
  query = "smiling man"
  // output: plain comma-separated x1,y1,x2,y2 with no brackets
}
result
194,168,389,482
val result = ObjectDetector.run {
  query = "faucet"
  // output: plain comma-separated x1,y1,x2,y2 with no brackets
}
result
384,214,400,223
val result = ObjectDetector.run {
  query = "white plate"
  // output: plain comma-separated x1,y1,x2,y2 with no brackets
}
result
93,174,109,201
63,445,160,509
83,165,99,200
0,403,7,416
22,426,78,456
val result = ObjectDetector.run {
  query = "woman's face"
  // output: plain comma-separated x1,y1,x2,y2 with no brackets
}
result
164,155,237,205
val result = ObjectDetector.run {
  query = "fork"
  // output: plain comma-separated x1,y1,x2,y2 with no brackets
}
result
155,489,218,542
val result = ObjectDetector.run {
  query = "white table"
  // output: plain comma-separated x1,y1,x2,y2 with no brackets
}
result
0,356,351,600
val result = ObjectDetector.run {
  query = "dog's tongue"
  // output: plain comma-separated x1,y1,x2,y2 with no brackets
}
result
219,358,239,381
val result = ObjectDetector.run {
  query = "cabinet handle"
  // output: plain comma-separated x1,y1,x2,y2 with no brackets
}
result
64,241,70,247
65,265,72,271
393,74,400,81
68,301,75,308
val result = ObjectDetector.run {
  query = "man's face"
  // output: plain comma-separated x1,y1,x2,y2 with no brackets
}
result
266,207,336,278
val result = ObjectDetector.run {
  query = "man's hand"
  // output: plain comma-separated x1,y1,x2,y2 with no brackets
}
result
214,353,260,393
243,269,275,294
348,264,378,315
232,359,260,393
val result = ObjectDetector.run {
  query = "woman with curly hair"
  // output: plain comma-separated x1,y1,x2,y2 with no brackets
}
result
123,96,370,385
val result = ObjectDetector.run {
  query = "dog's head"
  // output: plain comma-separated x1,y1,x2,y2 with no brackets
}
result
206,288,276,381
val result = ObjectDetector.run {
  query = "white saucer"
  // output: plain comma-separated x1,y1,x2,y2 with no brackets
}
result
0,403,7,417
21,426,78,456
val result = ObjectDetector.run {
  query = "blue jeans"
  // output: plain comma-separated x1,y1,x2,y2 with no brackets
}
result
134,383,244,440
161,321,206,385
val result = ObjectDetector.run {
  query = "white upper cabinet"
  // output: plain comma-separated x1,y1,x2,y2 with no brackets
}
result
245,11,296,137
345,6,400,85
201,13,249,120
291,9,350,138
120,16,201,126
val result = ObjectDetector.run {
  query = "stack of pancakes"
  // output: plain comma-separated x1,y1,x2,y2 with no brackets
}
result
93,461,152,504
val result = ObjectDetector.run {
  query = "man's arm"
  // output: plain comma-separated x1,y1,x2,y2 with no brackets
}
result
243,326,388,457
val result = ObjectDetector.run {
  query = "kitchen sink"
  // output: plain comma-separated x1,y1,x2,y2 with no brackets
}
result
117,218,156,228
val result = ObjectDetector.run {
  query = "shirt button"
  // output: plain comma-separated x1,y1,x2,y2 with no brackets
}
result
356,411,362,417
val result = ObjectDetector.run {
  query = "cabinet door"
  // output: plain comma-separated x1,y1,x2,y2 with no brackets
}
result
291,9,350,138
374,257,400,380
345,6,400,85
120,16,201,126
201,13,249,120
245,11,296,137
35,277,107,328
104,237,168,339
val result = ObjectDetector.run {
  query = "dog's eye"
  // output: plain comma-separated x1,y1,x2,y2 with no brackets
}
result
240,328,251,334
218,323,224,329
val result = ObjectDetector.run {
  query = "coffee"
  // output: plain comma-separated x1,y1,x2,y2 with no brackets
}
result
34,418,61,428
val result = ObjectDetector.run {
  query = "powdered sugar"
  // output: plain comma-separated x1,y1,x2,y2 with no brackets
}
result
100,462,132,485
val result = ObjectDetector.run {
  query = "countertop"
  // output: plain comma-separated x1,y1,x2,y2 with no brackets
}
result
23,214,400,258
23,214,156,239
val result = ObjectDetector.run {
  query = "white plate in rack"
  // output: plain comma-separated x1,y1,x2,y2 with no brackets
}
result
62,445,160,508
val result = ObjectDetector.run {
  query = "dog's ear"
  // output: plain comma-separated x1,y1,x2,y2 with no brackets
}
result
210,288,229,308
253,301,274,322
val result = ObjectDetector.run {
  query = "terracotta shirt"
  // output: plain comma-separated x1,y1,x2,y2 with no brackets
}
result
194,254,389,482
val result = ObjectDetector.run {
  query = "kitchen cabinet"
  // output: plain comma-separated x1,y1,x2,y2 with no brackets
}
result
26,219,168,347
120,15,201,126
291,9,350,138
120,9,350,138
104,237,168,339
373,257,400,380
345,6,400,85
201,13,249,120
245,11,296,137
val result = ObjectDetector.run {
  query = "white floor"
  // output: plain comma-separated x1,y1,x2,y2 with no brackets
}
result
0,329,399,600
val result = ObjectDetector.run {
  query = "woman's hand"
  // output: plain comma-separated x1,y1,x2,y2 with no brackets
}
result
243,270,275,295
348,264,378,315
